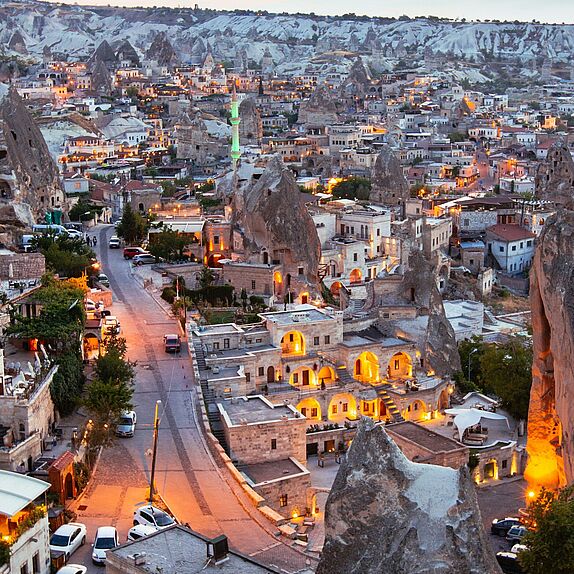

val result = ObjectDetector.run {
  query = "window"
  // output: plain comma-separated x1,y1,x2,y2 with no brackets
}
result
245,373,251,382
280,494,288,507
289,333,294,342
520,242,524,249
311,408,318,417
256,338,262,343
394,359,399,370
271,439,277,450
511,245,516,252
293,373,299,383
213,235,219,244
258,367,264,376
314,336,319,345
32,553,39,574
414,402,418,410
251,280,256,290
527,240,532,247
502,459,508,469
499,246,504,253
298,267,304,275
20,564,28,574
324,335,330,344
342,403,348,413
383,313,390,319
469,259,474,265
213,342,220,350
332,404,338,414
377,228,381,236
353,253,358,261
224,338,230,349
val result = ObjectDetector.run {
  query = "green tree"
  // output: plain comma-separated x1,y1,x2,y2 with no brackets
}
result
331,177,371,200
31,234,95,278
50,349,85,416
449,131,466,143
69,198,101,222
116,203,148,245
519,486,574,574
478,336,532,420
94,336,135,387
198,266,215,289
148,230,188,262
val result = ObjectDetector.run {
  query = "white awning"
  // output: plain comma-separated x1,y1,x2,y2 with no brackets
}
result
0,470,50,516
444,408,509,440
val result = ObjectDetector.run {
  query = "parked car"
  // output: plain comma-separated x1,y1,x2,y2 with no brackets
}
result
116,411,137,438
127,524,156,541
491,517,522,536
108,236,121,249
511,544,528,554
92,526,119,565
506,525,529,543
123,246,148,259
103,316,120,335
133,505,176,530
132,254,157,266
164,334,181,353
496,551,525,574
56,566,87,574
49,523,87,561
97,273,110,287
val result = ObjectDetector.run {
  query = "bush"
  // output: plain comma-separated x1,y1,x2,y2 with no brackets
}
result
161,287,176,304
187,285,234,306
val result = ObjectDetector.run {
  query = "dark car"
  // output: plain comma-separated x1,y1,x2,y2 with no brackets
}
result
123,247,148,259
491,517,521,536
496,552,525,574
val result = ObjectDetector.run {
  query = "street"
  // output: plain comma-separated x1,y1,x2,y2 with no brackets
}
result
67,225,315,573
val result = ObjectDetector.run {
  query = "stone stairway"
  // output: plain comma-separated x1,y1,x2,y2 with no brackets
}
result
377,386,405,423
336,367,356,385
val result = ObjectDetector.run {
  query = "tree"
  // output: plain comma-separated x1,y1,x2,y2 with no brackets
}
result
31,234,95,278
94,336,135,388
148,230,188,262
240,288,248,310
116,204,148,245
50,349,85,416
331,177,371,200
478,336,532,420
519,486,574,574
69,198,101,222
198,266,215,289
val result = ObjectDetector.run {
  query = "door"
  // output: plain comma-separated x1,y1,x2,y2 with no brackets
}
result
306,442,318,456
267,366,275,383
302,370,310,386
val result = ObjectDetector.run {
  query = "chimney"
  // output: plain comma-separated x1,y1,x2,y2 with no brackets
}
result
207,535,229,564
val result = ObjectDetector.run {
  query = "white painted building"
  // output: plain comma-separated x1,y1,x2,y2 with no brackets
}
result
486,224,536,275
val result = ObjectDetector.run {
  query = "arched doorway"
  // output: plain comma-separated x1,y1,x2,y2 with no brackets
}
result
354,351,379,383
83,333,100,361
404,400,427,421
273,271,283,296
280,331,305,355
350,268,362,284
207,254,223,268
330,281,342,296
267,366,275,384
388,352,413,379
296,398,321,420
65,472,74,498
263,251,269,264
484,458,499,481
438,388,450,411
317,366,335,386
300,292,309,304
289,366,316,387
328,393,357,422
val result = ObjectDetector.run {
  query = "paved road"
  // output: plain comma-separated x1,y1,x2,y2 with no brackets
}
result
68,226,316,573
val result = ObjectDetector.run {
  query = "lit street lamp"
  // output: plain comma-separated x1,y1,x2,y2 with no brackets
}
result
468,347,479,384
149,399,162,503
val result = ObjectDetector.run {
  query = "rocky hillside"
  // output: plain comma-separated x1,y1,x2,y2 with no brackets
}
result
2,1,574,81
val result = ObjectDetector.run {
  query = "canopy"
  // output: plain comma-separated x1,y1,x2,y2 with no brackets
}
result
444,408,509,440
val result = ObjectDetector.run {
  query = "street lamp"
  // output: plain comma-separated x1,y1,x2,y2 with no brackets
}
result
149,399,162,503
468,348,479,384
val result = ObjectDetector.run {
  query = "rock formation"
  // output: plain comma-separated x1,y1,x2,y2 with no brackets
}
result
90,59,113,95
526,142,574,490
317,419,502,574
88,40,117,68
0,87,65,246
115,40,140,67
297,84,339,127
232,155,321,287
146,32,177,66
239,98,262,145
8,31,27,55
370,146,410,208
340,57,372,101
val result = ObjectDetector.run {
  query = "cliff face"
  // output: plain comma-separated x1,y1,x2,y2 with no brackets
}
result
239,98,262,145
232,155,321,285
0,87,65,246
370,146,410,207
145,31,177,66
526,143,574,489
317,419,501,574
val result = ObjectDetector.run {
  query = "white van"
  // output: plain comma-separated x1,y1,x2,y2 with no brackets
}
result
32,224,68,236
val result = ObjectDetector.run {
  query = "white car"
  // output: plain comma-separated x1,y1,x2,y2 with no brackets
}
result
92,526,119,565
49,523,87,561
133,505,175,530
103,315,120,335
56,565,87,574
127,524,156,541
108,236,121,249
116,410,137,438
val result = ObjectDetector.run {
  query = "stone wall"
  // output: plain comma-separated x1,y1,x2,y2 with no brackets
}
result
0,431,42,471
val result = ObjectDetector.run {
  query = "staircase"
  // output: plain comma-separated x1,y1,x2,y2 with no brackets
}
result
336,367,356,385
193,341,228,452
377,386,405,423
348,298,367,314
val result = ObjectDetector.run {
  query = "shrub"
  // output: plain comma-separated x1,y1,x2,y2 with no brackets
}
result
161,287,176,304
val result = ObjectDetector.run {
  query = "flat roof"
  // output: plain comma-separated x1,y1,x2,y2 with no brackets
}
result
0,470,50,516
260,306,335,326
109,525,276,573
387,421,465,453
218,396,301,425
240,458,307,485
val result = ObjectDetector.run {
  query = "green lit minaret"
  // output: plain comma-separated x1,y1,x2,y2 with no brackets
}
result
230,85,241,169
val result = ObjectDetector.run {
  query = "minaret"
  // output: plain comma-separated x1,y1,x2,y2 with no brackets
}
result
230,85,241,170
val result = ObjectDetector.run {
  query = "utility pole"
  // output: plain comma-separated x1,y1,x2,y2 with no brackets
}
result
149,399,162,503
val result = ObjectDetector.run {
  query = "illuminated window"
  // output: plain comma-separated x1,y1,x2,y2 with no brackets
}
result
280,494,288,507
332,404,337,414
342,403,348,413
